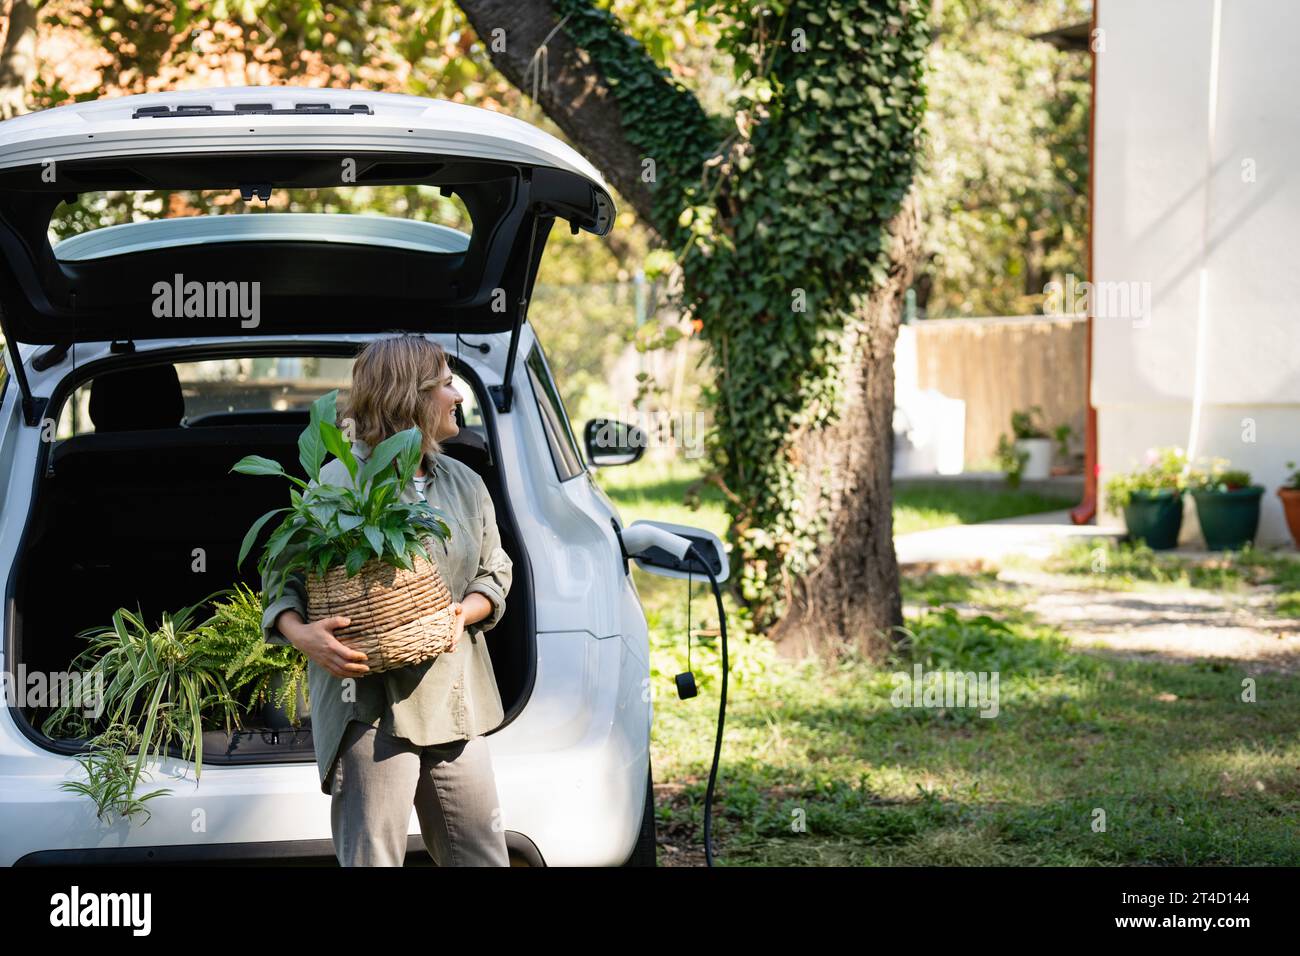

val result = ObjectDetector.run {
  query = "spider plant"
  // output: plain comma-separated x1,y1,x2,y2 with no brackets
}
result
43,590,244,821
60,723,171,823
232,389,452,601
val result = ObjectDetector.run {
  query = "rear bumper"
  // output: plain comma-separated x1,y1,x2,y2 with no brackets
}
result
14,832,546,866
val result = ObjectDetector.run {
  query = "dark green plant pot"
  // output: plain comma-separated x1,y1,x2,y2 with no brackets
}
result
1192,487,1264,551
1122,491,1183,550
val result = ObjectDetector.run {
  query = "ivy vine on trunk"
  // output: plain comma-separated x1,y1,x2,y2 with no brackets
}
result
459,0,930,656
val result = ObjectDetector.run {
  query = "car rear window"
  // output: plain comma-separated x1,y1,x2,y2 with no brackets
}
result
49,186,473,249
54,356,485,438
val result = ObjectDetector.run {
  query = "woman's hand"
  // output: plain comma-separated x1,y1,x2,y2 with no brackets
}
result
275,610,369,679
448,602,465,654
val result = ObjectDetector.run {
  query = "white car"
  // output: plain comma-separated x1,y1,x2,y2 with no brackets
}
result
0,87,728,866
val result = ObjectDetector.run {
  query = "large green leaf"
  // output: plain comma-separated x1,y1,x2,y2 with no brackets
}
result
298,421,327,484
307,500,339,528
320,420,358,481
236,507,289,569
313,389,339,426
395,434,424,487
363,524,385,559
231,455,287,478
384,525,407,559
356,428,421,491
345,546,370,576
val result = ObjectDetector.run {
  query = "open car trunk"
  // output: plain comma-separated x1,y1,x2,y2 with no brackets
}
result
0,88,600,764
10,358,534,765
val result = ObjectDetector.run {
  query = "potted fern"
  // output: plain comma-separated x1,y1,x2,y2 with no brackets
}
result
199,583,310,729
233,389,457,673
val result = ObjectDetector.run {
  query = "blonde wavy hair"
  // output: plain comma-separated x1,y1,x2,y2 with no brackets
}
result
341,334,450,459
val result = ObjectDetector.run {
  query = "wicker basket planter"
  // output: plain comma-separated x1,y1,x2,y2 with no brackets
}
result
305,536,455,673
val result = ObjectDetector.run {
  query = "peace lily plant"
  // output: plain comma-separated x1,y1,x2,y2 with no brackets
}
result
233,390,453,596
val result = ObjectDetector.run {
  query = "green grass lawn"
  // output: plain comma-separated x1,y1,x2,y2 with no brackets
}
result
592,456,1300,865
893,483,1077,535
1042,539,1300,617
594,457,1076,538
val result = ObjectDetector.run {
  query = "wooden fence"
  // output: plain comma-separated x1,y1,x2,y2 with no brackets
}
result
910,315,1088,467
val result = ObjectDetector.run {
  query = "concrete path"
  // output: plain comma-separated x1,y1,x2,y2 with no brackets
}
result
1007,567,1300,675
894,509,1119,567
896,511,1300,675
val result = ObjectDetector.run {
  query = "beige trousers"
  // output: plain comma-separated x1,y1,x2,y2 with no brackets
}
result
329,719,510,866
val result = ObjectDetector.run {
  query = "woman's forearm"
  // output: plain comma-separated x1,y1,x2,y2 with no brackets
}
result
460,592,493,628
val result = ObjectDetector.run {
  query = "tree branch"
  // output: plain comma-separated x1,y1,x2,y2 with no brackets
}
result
457,0,709,234
0,0,38,119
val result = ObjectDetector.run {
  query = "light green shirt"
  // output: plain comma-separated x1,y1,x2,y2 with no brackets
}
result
260,438,513,794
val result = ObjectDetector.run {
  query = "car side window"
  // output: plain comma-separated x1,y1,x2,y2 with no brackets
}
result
525,342,585,481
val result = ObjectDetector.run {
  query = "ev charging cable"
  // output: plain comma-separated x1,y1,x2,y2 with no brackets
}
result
619,524,730,868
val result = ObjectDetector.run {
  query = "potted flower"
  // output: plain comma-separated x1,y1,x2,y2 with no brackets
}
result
1188,458,1264,551
1103,446,1188,550
1279,461,1300,548
1010,406,1053,481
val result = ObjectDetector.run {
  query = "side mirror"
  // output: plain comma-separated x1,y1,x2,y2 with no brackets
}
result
584,418,647,467
623,519,729,584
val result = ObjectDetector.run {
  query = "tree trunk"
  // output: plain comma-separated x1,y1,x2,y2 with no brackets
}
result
766,193,923,661
0,0,37,119
458,0,923,662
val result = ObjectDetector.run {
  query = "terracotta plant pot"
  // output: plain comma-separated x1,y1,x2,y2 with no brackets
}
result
1279,487,1300,548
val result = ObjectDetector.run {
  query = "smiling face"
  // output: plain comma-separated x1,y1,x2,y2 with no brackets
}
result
343,334,456,462
425,364,464,444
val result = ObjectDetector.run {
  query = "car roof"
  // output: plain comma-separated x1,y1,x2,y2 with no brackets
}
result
0,86,613,208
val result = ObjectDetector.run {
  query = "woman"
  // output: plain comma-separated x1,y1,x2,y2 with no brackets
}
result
260,334,514,866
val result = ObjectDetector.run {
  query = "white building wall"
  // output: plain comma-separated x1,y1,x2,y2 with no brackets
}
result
1093,0,1300,545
